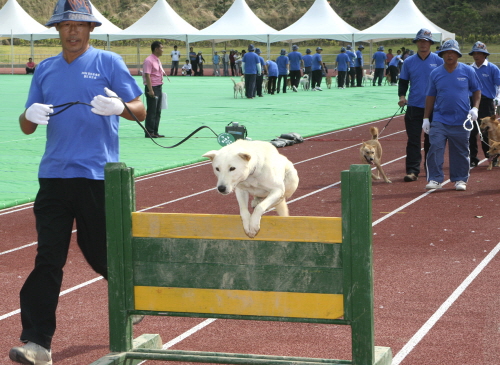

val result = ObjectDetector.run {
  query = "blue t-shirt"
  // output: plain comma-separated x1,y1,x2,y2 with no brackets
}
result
302,54,313,68
242,51,260,75
472,60,500,99
288,51,302,71
312,53,323,71
389,55,402,67
266,60,278,77
427,62,481,126
336,53,350,72
372,51,387,69
258,56,265,72
399,52,444,108
276,55,289,75
346,50,356,67
213,54,220,64
26,47,142,180
355,50,363,67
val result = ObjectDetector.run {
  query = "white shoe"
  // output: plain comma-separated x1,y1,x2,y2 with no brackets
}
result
292,85,297,92
425,180,442,189
315,87,323,91
9,342,52,365
455,181,467,191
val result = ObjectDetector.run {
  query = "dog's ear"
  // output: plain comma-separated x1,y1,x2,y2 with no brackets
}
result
238,152,251,162
202,151,218,160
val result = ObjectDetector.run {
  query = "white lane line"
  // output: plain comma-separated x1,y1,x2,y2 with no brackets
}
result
392,241,500,365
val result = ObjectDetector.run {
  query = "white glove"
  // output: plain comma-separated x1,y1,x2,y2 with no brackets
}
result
287,69,290,75
91,87,124,116
25,103,53,125
494,97,500,106
469,107,478,122
422,118,430,134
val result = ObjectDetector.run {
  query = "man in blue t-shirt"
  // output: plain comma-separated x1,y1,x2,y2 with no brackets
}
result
255,48,266,97
311,47,326,91
288,45,303,92
335,47,350,89
371,46,387,86
345,45,357,88
355,45,364,87
9,2,146,364
266,59,278,95
276,49,290,94
388,54,403,86
302,48,313,89
423,39,481,191
242,44,262,99
398,28,444,182
467,41,500,167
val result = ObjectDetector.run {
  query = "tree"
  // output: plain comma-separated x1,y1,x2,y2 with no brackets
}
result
447,2,481,39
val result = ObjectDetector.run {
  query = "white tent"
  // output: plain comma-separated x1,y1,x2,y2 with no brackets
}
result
32,1,122,42
269,0,358,44
188,0,276,44
353,0,454,43
109,0,198,42
0,0,47,39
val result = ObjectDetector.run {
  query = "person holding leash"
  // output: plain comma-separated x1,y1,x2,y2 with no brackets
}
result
423,39,481,191
355,45,364,87
9,1,145,364
467,41,500,167
276,49,290,94
311,47,326,91
398,28,443,182
288,45,303,92
302,48,313,89
371,46,387,86
242,44,261,99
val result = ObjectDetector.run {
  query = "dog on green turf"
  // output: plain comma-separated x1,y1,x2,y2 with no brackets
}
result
360,126,391,183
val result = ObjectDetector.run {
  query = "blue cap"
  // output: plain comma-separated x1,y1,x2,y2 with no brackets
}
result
46,0,101,27
248,44,255,51
316,46,323,51
413,28,435,44
346,45,352,50
377,46,384,51
280,49,286,55
292,44,298,50
469,41,489,56
341,47,346,52
306,48,311,54
438,39,462,58
358,45,364,50
255,48,261,55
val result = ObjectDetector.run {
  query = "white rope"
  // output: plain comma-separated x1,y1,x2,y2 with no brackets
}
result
463,115,489,147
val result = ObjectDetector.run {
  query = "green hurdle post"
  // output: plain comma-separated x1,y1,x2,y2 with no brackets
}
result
90,162,392,365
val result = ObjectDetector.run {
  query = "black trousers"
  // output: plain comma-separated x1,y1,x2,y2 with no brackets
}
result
245,73,257,98
267,76,277,94
405,106,431,176
256,74,264,96
469,95,495,163
355,66,363,87
311,69,322,89
346,68,356,87
373,68,384,86
337,71,347,88
389,65,399,84
277,74,288,93
144,85,162,136
20,178,108,349
304,66,312,88
289,70,301,88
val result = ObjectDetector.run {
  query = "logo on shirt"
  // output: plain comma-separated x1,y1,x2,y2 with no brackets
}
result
430,64,438,68
482,73,490,78
457,77,466,82
82,71,100,79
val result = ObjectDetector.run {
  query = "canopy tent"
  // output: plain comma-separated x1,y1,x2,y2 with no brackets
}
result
188,0,276,44
0,0,47,39
269,0,358,44
109,0,198,42
353,0,454,43
32,1,122,43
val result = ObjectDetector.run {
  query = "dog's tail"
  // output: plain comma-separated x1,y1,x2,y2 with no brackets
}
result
370,126,379,140
231,78,236,85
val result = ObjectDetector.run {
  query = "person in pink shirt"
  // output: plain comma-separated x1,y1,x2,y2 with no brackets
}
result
26,58,36,74
143,41,165,138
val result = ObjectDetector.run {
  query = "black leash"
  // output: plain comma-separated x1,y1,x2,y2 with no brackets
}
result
378,105,406,137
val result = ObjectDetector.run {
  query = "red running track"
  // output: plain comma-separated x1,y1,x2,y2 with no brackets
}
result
1,116,500,364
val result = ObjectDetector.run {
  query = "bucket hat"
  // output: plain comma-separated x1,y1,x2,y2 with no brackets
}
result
377,46,384,51
358,45,365,50
316,47,323,51
292,45,298,50
46,0,101,27
340,47,346,52
438,39,462,58
468,41,489,56
255,48,261,55
413,28,435,44
306,48,311,54
346,45,352,50
248,44,255,51
280,49,286,55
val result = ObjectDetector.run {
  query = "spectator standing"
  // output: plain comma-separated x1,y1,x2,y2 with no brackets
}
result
196,52,205,76
335,47,350,89
242,44,261,99
302,48,313,89
222,50,229,76
345,45,357,87
266,59,278,95
355,45,364,87
398,28,444,182
26,58,36,74
311,47,326,91
276,49,289,94
212,51,220,76
288,45,303,92
423,39,481,191
385,48,394,77
143,41,166,138
189,47,197,76
371,46,387,86
8,2,146,364
468,41,500,167
170,45,180,76
230,50,236,76
255,48,266,97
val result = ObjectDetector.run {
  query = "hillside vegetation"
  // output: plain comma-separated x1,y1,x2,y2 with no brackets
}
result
1,0,499,41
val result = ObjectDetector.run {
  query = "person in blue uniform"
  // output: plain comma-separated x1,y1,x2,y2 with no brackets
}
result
345,45,357,87
276,49,289,94
371,46,387,86
355,45,364,87
335,47,350,89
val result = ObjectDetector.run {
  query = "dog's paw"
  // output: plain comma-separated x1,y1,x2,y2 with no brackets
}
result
385,179,392,183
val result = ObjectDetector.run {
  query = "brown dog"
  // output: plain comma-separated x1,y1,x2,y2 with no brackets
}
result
480,115,500,142
486,139,500,170
325,75,332,89
360,126,391,183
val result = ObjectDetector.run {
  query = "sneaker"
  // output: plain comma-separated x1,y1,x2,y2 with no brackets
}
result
311,88,316,91
315,87,323,91
404,173,418,182
9,342,52,365
425,180,442,189
292,85,297,92
455,181,467,191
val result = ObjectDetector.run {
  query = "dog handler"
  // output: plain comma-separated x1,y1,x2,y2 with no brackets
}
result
8,1,145,364
398,28,443,182
423,39,481,191
467,41,500,167
242,44,261,99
